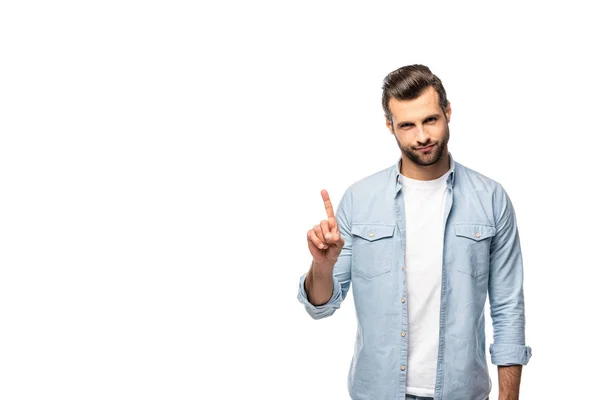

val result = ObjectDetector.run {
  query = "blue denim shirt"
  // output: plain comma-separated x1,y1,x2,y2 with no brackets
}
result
297,154,531,400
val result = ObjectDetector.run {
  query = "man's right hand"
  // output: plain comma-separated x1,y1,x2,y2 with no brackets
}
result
307,189,345,270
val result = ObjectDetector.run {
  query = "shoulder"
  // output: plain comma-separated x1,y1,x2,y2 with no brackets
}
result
345,164,396,198
336,164,396,213
454,161,514,217
454,161,510,200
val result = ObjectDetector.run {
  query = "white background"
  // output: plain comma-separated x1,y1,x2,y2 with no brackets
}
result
1,1,598,399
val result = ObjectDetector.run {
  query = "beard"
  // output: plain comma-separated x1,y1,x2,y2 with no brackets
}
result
396,124,450,167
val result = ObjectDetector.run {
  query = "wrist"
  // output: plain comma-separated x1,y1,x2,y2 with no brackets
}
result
311,260,335,276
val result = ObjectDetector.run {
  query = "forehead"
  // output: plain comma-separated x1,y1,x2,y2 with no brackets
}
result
388,86,441,121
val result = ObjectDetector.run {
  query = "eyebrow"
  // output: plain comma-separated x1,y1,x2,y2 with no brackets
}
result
395,113,442,128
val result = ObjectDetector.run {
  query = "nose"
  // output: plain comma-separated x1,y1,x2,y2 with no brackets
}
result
415,124,431,145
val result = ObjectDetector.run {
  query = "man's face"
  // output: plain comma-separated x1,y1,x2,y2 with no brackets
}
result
386,86,451,167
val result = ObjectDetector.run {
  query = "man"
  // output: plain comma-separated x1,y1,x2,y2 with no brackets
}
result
297,64,531,400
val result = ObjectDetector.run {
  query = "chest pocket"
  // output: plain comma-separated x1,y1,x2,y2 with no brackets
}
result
454,223,496,278
351,223,395,279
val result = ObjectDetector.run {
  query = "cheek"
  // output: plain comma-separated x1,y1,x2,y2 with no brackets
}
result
395,135,412,150
393,132,405,144
429,125,447,139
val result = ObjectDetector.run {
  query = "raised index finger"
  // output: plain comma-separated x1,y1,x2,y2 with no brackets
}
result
321,189,335,219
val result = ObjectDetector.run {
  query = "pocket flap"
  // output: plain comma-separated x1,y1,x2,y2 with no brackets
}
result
454,223,496,241
351,224,395,241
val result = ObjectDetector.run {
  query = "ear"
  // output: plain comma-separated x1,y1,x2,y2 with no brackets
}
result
385,116,394,134
445,101,452,123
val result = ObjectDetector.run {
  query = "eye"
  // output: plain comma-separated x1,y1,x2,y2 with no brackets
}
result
425,117,437,124
400,123,414,129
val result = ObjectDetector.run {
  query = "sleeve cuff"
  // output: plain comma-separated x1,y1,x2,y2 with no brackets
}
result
490,343,532,366
296,273,343,320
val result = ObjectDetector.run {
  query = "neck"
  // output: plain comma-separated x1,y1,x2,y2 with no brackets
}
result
400,149,450,181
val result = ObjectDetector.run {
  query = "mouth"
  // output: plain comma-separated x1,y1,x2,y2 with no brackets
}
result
416,143,436,152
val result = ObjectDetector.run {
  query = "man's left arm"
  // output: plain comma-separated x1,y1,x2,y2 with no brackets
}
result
488,185,532,400
498,365,522,400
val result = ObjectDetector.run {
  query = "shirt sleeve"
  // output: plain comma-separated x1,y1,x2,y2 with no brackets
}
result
297,189,353,320
488,184,532,366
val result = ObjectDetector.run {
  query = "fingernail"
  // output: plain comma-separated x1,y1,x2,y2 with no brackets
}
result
318,244,324,249
325,233,331,240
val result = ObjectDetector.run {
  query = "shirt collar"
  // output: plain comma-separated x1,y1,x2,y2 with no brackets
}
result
394,152,455,196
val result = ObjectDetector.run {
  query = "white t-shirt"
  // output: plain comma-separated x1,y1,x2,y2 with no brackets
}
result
400,169,451,397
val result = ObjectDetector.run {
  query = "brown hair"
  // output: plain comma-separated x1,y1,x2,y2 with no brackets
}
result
382,64,448,122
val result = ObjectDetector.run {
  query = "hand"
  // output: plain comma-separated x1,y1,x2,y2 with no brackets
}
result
306,189,345,268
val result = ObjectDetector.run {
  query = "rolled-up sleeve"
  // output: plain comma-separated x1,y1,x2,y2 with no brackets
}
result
490,343,532,366
297,189,353,320
488,185,532,366
297,273,345,319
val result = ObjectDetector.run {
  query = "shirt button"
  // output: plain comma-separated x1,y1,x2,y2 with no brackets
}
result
369,232,374,237
475,232,481,238
400,365,406,371
401,331,406,337
401,265,405,271
401,297,405,303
